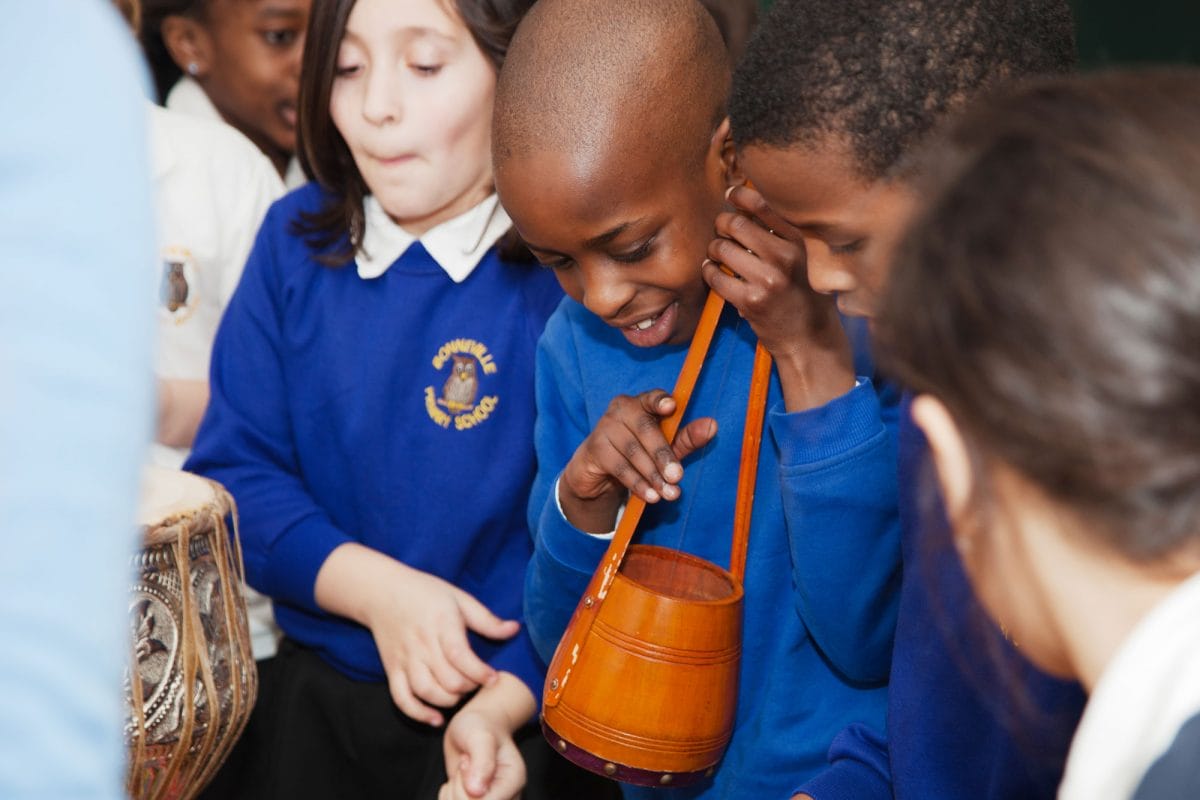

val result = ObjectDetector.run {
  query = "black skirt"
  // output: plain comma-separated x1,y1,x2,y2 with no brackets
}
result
199,638,621,800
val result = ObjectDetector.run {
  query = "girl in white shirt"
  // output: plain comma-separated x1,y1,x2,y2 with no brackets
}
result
139,0,310,183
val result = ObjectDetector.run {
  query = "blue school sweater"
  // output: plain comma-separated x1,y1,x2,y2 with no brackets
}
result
798,395,1087,800
525,298,901,799
185,184,563,695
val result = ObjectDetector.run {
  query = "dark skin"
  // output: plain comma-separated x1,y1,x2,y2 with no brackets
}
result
733,139,916,800
162,0,310,177
736,138,918,321
496,117,855,534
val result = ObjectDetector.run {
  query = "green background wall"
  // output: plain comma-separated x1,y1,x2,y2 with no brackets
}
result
753,0,1200,67
1071,0,1199,67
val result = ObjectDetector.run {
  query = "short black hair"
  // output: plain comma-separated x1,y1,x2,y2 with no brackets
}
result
494,0,729,170
730,0,1077,179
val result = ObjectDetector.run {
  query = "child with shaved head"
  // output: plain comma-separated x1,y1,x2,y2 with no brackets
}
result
494,0,900,796
725,1,1084,799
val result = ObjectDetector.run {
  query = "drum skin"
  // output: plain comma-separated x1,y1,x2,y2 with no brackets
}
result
125,467,256,800
542,545,743,787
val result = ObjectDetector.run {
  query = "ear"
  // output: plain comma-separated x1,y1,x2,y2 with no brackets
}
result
706,116,740,189
161,14,214,79
911,394,974,524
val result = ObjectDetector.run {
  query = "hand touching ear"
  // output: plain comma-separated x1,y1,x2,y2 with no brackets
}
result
704,182,856,412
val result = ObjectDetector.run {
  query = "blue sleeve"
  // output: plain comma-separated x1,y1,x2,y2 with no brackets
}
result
523,311,611,663
797,723,893,800
185,206,354,610
773,378,901,684
0,4,156,796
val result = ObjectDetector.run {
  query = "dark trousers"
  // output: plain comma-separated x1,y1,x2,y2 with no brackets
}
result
199,639,620,800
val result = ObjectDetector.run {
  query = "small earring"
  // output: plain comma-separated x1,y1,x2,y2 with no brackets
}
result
187,62,199,76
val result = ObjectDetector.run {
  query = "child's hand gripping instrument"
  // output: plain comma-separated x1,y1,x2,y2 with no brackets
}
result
541,288,773,787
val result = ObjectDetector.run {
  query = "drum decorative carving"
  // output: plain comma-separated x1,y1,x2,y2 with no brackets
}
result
125,467,256,800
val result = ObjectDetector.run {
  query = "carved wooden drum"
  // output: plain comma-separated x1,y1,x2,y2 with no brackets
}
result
124,466,256,799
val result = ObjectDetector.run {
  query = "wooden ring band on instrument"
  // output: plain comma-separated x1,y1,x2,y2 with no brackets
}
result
542,289,774,786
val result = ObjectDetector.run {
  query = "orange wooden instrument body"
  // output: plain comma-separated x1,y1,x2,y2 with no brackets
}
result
542,291,773,787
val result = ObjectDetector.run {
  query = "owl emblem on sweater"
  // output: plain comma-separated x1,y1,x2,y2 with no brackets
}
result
440,355,478,412
425,338,500,431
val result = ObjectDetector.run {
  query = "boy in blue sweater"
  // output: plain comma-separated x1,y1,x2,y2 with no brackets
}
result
725,1,1086,798
492,0,901,797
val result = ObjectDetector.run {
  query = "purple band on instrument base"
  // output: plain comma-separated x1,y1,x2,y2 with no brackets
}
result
540,716,717,789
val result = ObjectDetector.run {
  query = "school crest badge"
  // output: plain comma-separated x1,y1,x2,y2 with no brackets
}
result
425,338,499,431
159,246,198,324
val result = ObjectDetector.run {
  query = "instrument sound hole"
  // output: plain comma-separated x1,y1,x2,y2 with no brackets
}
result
622,549,735,601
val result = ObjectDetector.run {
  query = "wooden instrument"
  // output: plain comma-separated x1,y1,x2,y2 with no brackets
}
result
542,290,773,787
125,466,256,799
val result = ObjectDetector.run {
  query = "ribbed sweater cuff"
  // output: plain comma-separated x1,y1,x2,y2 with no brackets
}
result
796,758,892,800
770,378,885,467
536,487,612,574
262,514,354,613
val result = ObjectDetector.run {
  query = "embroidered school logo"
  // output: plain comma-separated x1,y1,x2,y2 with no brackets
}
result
159,246,198,324
425,339,500,431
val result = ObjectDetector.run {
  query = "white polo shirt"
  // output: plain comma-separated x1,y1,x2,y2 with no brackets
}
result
147,102,284,467
166,76,306,189
1058,570,1200,799
147,103,284,660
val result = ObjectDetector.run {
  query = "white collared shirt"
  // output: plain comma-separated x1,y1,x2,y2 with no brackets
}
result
1059,570,1200,799
357,193,512,283
145,101,285,659
165,76,306,189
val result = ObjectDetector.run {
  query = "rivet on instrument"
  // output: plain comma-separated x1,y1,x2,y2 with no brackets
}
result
603,763,617,776
583,595,594,608
659,774,673,785
705,767,715,778
557,739,567,753
550,678,559,691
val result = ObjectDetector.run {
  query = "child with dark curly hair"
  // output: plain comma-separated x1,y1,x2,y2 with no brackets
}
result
724,1,1085,798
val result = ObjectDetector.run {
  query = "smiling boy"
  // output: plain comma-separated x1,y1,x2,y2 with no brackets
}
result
493,0,901,796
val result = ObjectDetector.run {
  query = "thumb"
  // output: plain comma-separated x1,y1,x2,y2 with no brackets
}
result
672,417,718,461
459,726,498,798
456,591,520,641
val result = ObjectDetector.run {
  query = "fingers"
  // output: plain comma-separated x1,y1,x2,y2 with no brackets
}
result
457,726,498,798
387,668,445,727
564,389,687,507
451,595,517,687
632,390,684,485
393,624,489,716
464,737,526,800
708,210,797,285
707,181,803,295
456,591,520,642
725,182,795,238
705,191,811,334
672,417,718,462
407,660,462,709
607,391,683,501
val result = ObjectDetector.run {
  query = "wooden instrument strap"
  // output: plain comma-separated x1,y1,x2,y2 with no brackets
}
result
545,288,773,706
